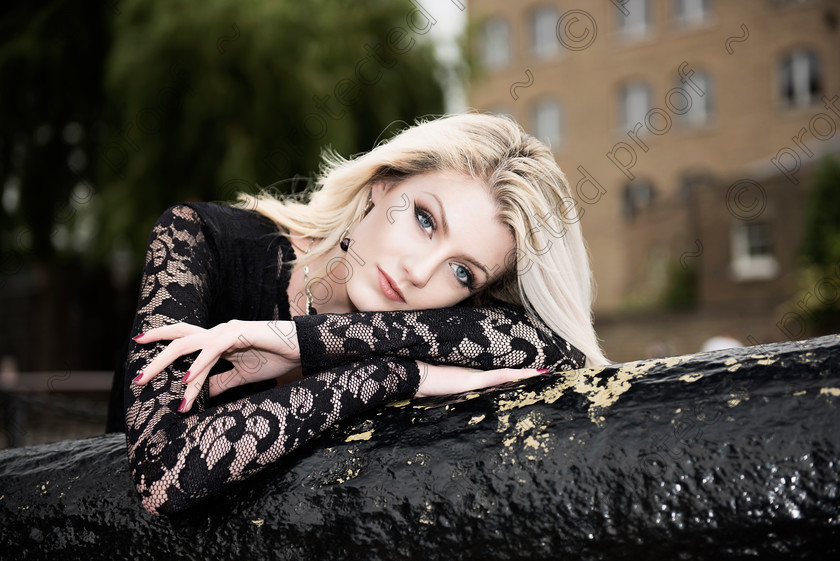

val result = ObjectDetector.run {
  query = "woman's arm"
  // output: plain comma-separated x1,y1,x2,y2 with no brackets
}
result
292,305,586,377
130,355,419,515
125,205,422,515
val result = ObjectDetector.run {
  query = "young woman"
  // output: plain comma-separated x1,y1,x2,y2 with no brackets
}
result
125,113,609,515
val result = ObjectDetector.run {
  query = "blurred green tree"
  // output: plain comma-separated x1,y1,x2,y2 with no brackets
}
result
0,0,111,273
796,156,840,334
98,0,445,268
0,1,115,370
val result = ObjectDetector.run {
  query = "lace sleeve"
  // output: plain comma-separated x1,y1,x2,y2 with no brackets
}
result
124,204,420,515
124,204,216,417
292,304,586,376
130,356,419,515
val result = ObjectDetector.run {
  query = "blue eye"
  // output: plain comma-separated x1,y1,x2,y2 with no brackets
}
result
415,205,435,237
450,263,474,289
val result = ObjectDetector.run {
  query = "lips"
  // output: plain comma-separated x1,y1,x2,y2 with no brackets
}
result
378,267,405,303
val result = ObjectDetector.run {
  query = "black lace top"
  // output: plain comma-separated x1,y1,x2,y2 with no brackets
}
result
124,202,585,515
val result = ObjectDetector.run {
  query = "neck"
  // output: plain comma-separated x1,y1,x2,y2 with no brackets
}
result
295,238,357,315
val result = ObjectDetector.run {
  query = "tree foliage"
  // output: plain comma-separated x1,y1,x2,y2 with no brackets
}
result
796,156,840,333
1,0,446,274
99,0,445,267
0,0,111,268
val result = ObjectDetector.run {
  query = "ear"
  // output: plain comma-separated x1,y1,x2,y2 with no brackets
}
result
369,180,394,205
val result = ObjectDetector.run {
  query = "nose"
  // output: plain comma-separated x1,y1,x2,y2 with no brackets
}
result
402,253,438,289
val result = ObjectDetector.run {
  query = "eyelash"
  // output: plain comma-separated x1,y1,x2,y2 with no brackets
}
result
414,202,475,290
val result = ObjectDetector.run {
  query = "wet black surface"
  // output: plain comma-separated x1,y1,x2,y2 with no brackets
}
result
1,335,839,560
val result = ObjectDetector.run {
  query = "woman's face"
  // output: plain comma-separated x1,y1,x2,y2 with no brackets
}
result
341,170,515,312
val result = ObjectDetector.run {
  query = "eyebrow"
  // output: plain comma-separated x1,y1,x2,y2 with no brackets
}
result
424,191,493,284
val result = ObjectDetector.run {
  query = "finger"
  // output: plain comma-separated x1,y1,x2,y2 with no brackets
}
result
182,367,247,411
133,322,202,344
182,346,225,386
208,368,250,398
457,368,542,394
180,377,202,412
488,367,545,386
206,368,247,399
134,338,203,385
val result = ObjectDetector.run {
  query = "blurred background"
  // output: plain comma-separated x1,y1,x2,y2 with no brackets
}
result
1,0,838,448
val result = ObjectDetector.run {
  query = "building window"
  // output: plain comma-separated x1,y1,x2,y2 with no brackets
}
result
531,5,559,58
673,0,711,26
533,100,565,149
617,0,652,38
730,222,779,281
622,179,655,220
678,170,713,201
482,17,512,69
779,49,822,107
618,81,652,131
677,70,713,126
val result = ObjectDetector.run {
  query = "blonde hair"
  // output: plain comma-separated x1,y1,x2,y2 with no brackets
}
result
234,113,610,367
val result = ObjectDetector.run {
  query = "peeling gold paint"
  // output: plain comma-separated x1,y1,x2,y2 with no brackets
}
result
523,435,541,450
344,429,374,442
386,399,411,408
497,413,511,432
465,393,480,400
252,519,264,527
516,417,536,432
419,501,434,525
497,391,541,412
410,453,429,466
498,411,552,464
793,390,807,396
820,387,840,397
481,345,800,428
468,414,486,425
334,467,361,483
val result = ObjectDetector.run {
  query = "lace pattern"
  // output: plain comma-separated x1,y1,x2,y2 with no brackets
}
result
124,205,419,515
123,202,586,516
293,305,586,375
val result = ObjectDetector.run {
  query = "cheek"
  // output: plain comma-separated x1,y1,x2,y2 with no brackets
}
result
420,277,467,308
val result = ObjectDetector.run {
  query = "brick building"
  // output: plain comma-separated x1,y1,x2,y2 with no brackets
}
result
467,0,840,361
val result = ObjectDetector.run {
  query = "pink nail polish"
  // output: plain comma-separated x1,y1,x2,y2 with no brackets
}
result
132,333,145,341
537,368,550,374
178,398,187,413
183,370,191,384
132,372,143,383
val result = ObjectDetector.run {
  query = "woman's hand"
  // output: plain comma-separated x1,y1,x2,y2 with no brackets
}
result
414,361,550,398
131,320,301,411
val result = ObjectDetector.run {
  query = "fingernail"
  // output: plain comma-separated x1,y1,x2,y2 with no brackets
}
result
132,333,145,341
178,398,188,413
537,368,550,374
132,372,143,383
183,370,191,384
